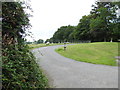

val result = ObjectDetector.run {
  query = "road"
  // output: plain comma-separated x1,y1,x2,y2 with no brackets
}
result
31,45,118,88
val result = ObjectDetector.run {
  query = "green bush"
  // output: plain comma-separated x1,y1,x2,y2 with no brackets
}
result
2,2,49,89
2,44,49,89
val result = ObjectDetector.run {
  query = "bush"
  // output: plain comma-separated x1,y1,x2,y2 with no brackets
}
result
2,2,49,89
2,44,49,89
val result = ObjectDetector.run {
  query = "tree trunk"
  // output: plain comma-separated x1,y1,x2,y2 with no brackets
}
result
104,38,106,42
110,38,113,42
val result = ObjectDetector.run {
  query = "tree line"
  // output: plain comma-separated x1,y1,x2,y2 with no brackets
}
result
26,39,44,44
46,1,120,43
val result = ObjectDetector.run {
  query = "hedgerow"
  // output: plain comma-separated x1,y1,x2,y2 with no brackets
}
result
2,2,49,89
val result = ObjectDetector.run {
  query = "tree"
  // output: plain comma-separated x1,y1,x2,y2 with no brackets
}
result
26,41,32,44
108,2,120,41
37,39,44,44
49,1,120,42
68,26,77,42
45,39,49,43
2,2,30,47
75,15,92,41
52,25,75,43
90,2,119,42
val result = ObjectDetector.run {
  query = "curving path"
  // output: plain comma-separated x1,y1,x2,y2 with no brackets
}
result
31,45,118,88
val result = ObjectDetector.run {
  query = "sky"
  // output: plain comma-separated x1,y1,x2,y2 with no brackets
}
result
26,0,96,42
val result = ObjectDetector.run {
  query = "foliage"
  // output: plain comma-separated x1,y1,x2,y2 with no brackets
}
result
26,41,33,44
75,15,91,40
89,2,118,42
49,2,120,42
37,39,44,44
50,25,76,43
2,2,49,89
28,43,66,50
2,45,49,89
56,42,118,66
45,39,51,43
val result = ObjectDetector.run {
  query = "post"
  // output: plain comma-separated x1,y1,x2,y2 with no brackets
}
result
64,42,66,51
110,38,113,42
115,56,120,66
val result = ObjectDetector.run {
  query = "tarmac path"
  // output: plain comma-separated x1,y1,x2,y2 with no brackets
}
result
31,45,118,88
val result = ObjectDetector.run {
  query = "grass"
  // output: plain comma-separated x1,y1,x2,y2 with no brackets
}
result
55,42,118,66
28,43,64,49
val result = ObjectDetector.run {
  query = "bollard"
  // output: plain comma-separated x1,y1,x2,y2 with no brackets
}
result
64,42,66,51
115,56,120,66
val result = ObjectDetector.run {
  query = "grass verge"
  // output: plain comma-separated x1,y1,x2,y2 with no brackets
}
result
28,43,70,49
55,42,118,66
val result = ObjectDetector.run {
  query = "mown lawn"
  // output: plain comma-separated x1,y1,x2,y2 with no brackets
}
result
28,43,64,49
55,42,118,66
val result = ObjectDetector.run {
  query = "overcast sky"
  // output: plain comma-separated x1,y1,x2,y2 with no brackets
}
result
26,0,96,42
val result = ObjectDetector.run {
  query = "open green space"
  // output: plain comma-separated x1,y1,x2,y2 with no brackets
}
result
55,42,118,66
28,43,50,49
28,43,70,49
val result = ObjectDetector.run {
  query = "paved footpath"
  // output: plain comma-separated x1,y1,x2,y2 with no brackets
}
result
31,45,118,88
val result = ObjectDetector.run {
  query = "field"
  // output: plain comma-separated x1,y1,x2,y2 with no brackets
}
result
55,42,118,66
28,43,66,49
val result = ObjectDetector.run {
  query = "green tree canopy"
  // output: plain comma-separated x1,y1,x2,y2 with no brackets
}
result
48,1,120,42
37,39,44,44
52,25,76,43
